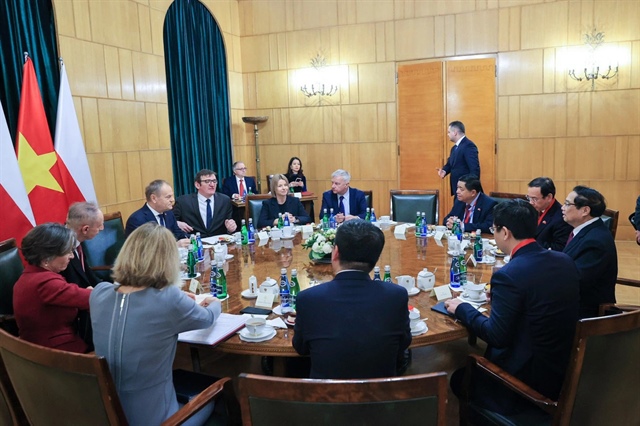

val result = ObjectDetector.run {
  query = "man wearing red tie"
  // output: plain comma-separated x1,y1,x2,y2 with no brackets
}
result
221,161,258,200
526,177,572,251
443,174,497,234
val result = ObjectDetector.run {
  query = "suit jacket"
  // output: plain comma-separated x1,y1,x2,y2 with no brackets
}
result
13,265,92,353
125,204,187,240
173,192,233,238
221,176,258,198
563,218,618,318
257,196,311,228
443,192,497,234
442,136,481,195
535,199,573,251
293,270,412,379
319,187,367,221
284,173,307,193
455,242,579,412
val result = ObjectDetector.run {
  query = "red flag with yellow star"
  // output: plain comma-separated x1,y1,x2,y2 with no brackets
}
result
15,57,70,224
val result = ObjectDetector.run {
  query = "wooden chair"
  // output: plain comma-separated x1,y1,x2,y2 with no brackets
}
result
601,208,619,239
599,277,640,315
0,238,23,336
459,309,640,426
363,190,373,209
81,211,125,282
390,189,439,224
245,194,273,227
0,328,232,426
238,372,448,426
0,351,27,426
488,192,527,204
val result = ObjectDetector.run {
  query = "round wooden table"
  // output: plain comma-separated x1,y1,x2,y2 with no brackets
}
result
191,226,502,357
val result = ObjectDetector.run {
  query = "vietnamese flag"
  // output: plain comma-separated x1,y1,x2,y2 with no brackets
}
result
15,57,70,224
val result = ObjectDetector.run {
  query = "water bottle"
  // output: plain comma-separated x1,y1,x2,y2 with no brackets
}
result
289,269,301,310
450,256,460,288
187,247,196,278
322,208,329,230
454,219,463,241
474,229,483,262
415,211,421,234
365,208,371,222
190,234,197,253
329,208,336,229
240,219,248,245
195,232,204,261
216,261,227,299
383,265,392,282
248,218,256,243
277,213,284,229
283,213,291,227
373,266,381,281
209,262,218,297
459,254,467,286
420,212,428,237
279,268,291,313
370,208,377,222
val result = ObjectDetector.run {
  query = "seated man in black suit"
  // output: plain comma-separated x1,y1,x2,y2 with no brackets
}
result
62,201,105,350
174,169,237,238
443,174,497,234
446,199,580,416
562,186,618,318
125,180,189,246
220,161,258,200
527,177,573,251
319,169,367,223
293,220,411,379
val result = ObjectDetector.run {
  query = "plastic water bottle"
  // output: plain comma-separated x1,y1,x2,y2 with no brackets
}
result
383,265,392,282
289,269,301,310
279,268,291,313
450,256,460,288
373,266,381,281
209,262,218,297
283,213,290,227
216,261,227,299
329,208,336,229
370,208,377,222
248,218,256,244
240,219,248,245
195,232,204,261
420,212,428,237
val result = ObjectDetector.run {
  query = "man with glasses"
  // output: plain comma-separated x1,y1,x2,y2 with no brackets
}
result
174,169,237,238
527,177,572,251
562,186,617,318
445,199,579,416
221,161,258,200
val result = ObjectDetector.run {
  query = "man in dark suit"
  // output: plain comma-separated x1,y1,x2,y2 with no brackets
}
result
221,161,258,199
319,169,367,223
527,177,573,251
437,121,481,196
562,186,618,318
125,180,189,245
62,201,104,350
293,220,411,379
443,174,497,234
446,200,580,415
174,169,237,238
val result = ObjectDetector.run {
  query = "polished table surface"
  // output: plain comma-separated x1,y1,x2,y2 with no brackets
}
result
191,227,502,357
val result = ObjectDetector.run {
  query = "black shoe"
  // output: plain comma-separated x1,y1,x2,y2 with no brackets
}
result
396,349,412,375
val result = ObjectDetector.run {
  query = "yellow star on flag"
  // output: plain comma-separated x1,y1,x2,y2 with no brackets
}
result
16,133,64,194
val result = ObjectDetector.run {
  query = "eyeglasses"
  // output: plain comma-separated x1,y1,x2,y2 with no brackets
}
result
563,201,576,207
526,196,540,203
489,225,502,234
235,167,247,171
200,179,217,185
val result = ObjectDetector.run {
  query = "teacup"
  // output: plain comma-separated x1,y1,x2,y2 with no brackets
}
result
409,311,421,329
245,317,266,336
396,275,416,291
379,215,391,223
464,283,486,301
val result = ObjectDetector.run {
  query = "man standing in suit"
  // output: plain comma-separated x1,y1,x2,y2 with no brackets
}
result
443,174,497,234
293,220,411,379
319,169,367,223
437,121,481,196
446,200,579,415
221,161,258,200
527,177,573,251
125,180,189,246
174,169,237,238
562,186,618,318
62,201,104,350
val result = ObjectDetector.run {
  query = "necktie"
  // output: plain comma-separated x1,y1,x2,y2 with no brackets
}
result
206,198,212,229
239,179,245,197
463,204,472,223
339,196,345,214
566,231,574,246
76,245,85,271
158,213,166,227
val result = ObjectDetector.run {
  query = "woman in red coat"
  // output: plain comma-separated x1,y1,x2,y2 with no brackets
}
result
13,223,92,353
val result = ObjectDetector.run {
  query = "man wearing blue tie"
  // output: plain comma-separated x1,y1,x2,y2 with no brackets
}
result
320,169,367,223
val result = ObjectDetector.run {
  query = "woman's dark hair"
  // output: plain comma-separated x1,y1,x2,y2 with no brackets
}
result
286,157,304,177
21,223,75,266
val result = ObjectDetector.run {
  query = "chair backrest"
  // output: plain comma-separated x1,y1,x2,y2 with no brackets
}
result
390,190,439,224
238,372,447,426
81,211,125,282
554,309,640,425
629,212,637,230
363,190,373,209
246,176,258,194
488,191,527,204
266,175,275,193
0,348,28,426
245,195,273,227
601,208,619,239
0,328,128,425
0,239,23,316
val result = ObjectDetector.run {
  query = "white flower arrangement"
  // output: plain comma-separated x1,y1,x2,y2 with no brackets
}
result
302,228,337,260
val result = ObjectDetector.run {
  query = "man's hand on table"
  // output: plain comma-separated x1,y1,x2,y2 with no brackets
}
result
225,219,237,233
177,221,193,233
444,298,463,315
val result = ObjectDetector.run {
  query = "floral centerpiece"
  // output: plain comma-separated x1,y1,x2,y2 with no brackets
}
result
302,228,336,262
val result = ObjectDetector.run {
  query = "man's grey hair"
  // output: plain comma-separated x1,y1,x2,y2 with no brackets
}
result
67,201,101,228
145,179,170,201
332,169,351,183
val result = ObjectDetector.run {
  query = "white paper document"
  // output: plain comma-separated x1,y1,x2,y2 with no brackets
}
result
178,313,247,346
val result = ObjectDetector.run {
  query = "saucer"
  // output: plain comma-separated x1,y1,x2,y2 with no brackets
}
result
280,234,295,240
225,254,234,260
241,289,258,299
447,250,466,256
406,287,420,296
459,292,487,303
410,321,428,336
181,272,201,280
448,283,463,292
239,327,276,342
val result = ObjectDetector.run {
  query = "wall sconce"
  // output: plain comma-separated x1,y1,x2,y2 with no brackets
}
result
568,28,618,90
298,53,344,104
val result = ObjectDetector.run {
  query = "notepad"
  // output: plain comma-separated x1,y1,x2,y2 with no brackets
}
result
178,313,247,346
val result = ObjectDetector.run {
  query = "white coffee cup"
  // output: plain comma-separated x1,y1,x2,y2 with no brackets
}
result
245,317,266,335
409,311,421,329
396,275,415,291
464,283,485,301
379,215,390,223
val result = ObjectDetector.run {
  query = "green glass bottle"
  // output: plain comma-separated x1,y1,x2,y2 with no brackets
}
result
459,254,467,286
365,207,371,222
474,229,483,261
187,248,196,278
322,208,329,230
383,265,392,282
216,261,228,299
277,213,284,229
240,219,248,245
289,268,301,310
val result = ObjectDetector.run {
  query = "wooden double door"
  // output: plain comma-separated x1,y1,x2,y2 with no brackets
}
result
397,57,496,222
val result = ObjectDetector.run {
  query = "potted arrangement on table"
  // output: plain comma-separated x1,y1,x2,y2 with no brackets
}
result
302,228,336,263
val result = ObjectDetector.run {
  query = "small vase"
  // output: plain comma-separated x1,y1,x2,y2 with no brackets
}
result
309,251,332,264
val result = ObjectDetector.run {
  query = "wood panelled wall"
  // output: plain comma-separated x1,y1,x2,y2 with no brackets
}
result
51,0,639,239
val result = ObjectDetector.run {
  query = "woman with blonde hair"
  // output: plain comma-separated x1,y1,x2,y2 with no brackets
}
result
90,223,220,426
258,174,311,228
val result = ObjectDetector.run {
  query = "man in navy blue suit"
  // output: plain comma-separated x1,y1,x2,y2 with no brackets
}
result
446,199,579,415
437,121,481,196
526,177,572,251
293,220,411,379
443,174,497,234
562,186,618,318
221,161,258,199
125,180,189,245
319,169,367,223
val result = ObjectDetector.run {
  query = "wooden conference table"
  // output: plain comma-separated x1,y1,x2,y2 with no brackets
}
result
187,226,502,358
